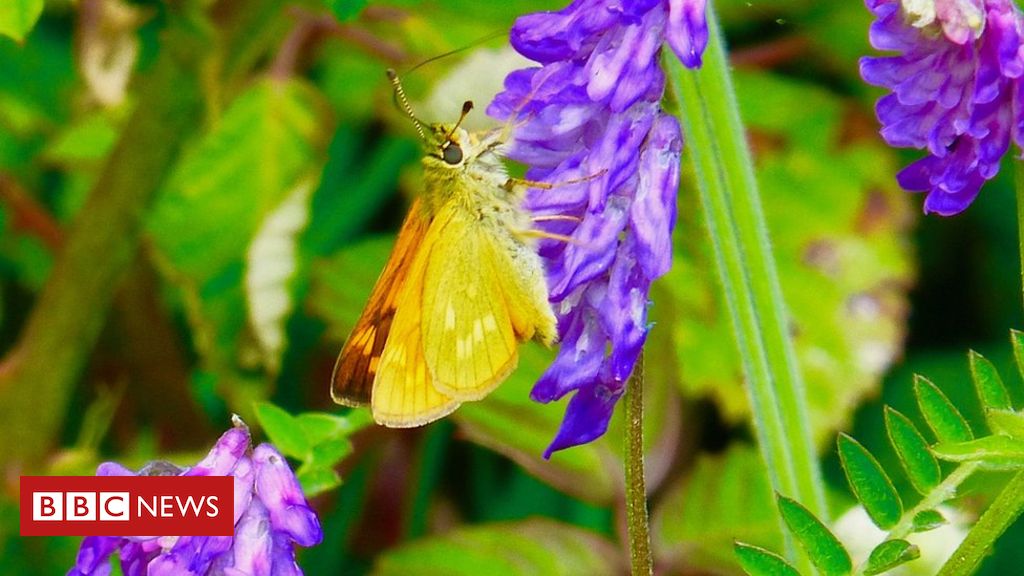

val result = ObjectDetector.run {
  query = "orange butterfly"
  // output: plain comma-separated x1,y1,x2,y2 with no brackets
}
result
331,71,558,427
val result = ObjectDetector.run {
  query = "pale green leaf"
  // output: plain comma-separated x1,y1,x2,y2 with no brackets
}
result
653,446,781,573
372,519,621,576
0,0,44,42
245,178,315,374
932,435,1024,469
985,409,1024,440
253,402,307,459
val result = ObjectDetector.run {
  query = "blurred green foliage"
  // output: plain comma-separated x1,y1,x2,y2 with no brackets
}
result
1,0,1022,574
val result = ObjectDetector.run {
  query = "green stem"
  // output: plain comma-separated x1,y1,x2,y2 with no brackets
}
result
625,354,652,576
1016,161,1024,310
936,468,1024,576
664,0,825,562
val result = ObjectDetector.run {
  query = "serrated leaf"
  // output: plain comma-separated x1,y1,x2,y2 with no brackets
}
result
253,402,308,459
297,465,341,498
931,435,1024,469
0,0,44,42
837,434,903,529
653,446,781,573
372,519,621,576
733,542,801,576
985,409,1024,440
863,539,919,575
245,178,314,374
665,70,912,444
911,509,947,533
914,375,974,443
884,407,941,494
969,350,1012,412
777,495,851,576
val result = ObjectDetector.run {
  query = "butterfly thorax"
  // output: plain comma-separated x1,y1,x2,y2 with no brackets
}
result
420,123,527,231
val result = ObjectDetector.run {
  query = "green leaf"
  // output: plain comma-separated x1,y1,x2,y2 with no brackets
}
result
296,411,369,445
985,409,1024,440
253,402,308,459
0,0,44,42
372,519,620,576
911,509,947,533
884,407,941,494
914,375,974,443
1011,330,1024,382
932,435,1024,469
734,542,802,576
653,446,781,573
297,465,341,498
969,350,1012,412
663,69,913,444
777,495,851,576
863,539,920,575
837,434,903,529
148,78,331,393
326,0,369,22
452,343,617,504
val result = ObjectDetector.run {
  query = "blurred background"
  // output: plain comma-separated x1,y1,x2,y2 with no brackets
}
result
1,0,1022,574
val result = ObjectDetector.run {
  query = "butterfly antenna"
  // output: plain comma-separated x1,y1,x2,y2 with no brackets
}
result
386,69,427,140
446,100,474,140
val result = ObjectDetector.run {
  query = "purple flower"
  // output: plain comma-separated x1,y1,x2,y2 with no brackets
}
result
488,0,706,456
860,0,1024,215
68,419,322,576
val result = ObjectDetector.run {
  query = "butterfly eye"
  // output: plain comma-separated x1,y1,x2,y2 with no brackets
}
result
442,142,463,165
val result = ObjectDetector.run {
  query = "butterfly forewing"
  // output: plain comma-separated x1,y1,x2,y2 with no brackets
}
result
330,199,431,406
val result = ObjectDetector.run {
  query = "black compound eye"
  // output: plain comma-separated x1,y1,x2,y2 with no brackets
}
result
442,142,463,165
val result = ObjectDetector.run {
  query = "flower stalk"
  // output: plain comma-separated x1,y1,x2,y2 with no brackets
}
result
624,354,652,576
664,0,826,559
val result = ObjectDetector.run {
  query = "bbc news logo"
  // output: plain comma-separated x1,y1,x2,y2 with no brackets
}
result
20,476,233,536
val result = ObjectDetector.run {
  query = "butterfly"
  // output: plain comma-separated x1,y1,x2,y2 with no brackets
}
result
330,70,561,427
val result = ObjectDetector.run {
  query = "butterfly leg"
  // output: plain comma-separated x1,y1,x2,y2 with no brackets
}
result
531,214,583,224
514,228,587,246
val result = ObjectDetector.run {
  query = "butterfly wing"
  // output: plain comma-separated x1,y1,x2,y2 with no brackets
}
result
420,209,527,400
330,198,431,407
371,207,460,426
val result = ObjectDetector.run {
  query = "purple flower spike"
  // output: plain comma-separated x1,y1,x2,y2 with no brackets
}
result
489,0,706,455
861,0,1024,215
67,419,322,576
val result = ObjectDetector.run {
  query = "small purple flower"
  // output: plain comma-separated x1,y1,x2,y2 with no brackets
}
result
488,0,706,456
860,0,1024,215
68,419,322,576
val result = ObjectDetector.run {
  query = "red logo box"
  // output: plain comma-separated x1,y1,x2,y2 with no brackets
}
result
20,476,234,537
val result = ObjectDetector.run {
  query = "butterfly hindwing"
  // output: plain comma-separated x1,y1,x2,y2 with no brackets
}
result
330,199,431,407
420,208,522,400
